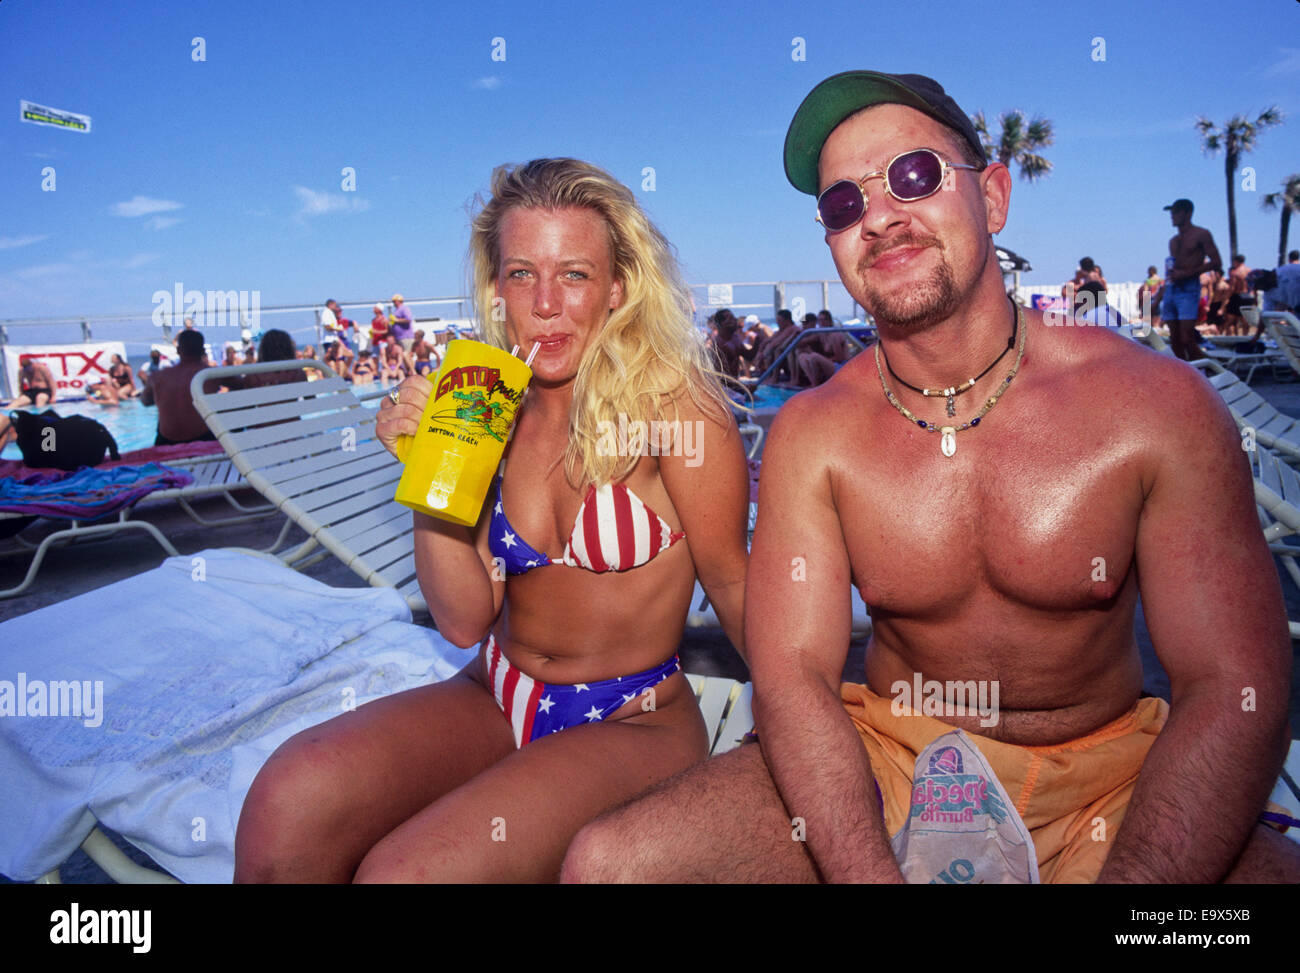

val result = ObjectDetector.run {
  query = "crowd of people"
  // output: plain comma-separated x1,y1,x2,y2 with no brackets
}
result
704,305,855,388
3,296,442,433
317,294,448,384
1056,202,1300,365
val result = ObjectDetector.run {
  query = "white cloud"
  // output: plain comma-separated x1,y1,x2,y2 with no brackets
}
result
110,195,184,218
16,262,76,280
13,252,158,280
472,76,503,90
146,216,182,230
1265,47,1300,76
0,234,49,250
291,185,370,218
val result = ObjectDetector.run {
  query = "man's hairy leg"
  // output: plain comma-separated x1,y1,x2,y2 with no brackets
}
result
561,743,821,883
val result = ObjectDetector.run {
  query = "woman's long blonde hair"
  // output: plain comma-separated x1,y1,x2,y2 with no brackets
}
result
469,158,732,488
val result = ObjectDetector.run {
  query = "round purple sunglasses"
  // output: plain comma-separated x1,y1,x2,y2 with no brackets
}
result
816,148,981,232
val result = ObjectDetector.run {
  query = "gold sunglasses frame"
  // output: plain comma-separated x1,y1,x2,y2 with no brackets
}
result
815,148,981,230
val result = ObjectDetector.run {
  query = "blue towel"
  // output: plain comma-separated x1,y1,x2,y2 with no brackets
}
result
0,463,193,521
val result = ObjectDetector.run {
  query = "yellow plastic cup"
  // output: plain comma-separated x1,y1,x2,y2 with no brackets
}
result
393,339,531,525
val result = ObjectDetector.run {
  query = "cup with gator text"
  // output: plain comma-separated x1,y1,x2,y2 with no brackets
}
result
393,339,531,525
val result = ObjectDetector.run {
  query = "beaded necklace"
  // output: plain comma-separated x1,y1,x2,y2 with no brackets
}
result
880,304,1017,417
874,302,1027,458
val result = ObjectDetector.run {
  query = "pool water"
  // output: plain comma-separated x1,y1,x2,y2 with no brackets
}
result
740,384,800,411
2,398,162,460
3,381,390,460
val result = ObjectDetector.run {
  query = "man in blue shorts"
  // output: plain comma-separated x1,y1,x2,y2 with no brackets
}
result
1160,199,1222,360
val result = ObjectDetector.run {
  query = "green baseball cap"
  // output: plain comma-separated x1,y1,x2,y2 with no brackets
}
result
783,70,986,196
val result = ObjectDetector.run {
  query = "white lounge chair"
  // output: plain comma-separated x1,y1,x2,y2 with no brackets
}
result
190,359,425,613
1265,311,1300,380
1193,362,1300,466
1248,443,1300,638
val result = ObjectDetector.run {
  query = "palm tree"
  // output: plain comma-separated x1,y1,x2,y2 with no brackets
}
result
970,110,1054,181
1262,173,1300,268
1195,108,1283,258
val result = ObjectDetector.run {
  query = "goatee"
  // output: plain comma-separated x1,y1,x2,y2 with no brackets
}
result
856,236,959,331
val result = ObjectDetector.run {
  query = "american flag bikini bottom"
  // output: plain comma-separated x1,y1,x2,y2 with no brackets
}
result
485,635,682,748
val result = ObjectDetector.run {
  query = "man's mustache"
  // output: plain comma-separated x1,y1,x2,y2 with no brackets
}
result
857,234,941,276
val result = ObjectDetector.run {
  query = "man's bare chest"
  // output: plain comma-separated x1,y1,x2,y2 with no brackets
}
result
833,418,1144,617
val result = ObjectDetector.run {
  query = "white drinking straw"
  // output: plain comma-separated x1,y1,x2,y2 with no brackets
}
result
524,342,541,367
510,344,520,357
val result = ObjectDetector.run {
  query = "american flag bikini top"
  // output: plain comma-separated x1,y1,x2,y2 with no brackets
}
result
489,475,684,574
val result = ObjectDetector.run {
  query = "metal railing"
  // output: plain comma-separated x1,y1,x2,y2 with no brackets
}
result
689,279,864,326
0,280,865,397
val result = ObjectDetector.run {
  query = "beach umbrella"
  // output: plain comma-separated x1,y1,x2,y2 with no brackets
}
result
995,245,1032,292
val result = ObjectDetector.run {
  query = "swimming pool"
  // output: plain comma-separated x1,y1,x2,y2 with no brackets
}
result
2,398,162,460
3,382,390,460
732,384,800,412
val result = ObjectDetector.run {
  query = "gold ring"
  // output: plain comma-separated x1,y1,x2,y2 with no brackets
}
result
388,388,400,406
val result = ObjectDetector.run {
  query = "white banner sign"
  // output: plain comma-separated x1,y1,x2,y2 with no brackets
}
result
707,284,734,306
20,99,92,134
3,342,126,401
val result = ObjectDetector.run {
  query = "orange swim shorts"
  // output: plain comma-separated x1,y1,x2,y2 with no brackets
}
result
840,681,1171,883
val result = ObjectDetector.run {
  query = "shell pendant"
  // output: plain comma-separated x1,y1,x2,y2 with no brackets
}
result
940,426,957,457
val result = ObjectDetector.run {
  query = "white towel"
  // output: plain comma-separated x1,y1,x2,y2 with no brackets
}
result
0,548,474,883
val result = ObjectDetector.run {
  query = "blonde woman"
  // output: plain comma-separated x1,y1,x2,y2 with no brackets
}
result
234,158,749,883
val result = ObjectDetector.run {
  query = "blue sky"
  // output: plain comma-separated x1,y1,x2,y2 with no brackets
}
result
2,0,1298,326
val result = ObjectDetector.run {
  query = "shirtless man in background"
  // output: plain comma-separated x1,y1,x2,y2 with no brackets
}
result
6,356,58,408
1162,198,1223,359
1223,255,1255,337
141,329,217,445
563,70,1298,883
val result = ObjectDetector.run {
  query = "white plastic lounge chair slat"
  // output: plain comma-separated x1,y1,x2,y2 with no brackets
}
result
186,460,241,489
341,511,411,552
1237,406,1286,436
252,450,388,499
1276,458,1300,509
320,502,413,546
209,394,358,432
293,481,404,528
696,677,736,742
1254,447,1282,493
236,434,383,476
342,539,417,593
220,398,363,436
712,682,755,754
352,531,417,572
252,442,392,493
290,465,403,514
206,376,350,411
1254,414,1299,439
219,411,365,452
381,550,420,588
206,379,349,415
1266,452,1300,513
351,526,418,571
204,382,329,417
